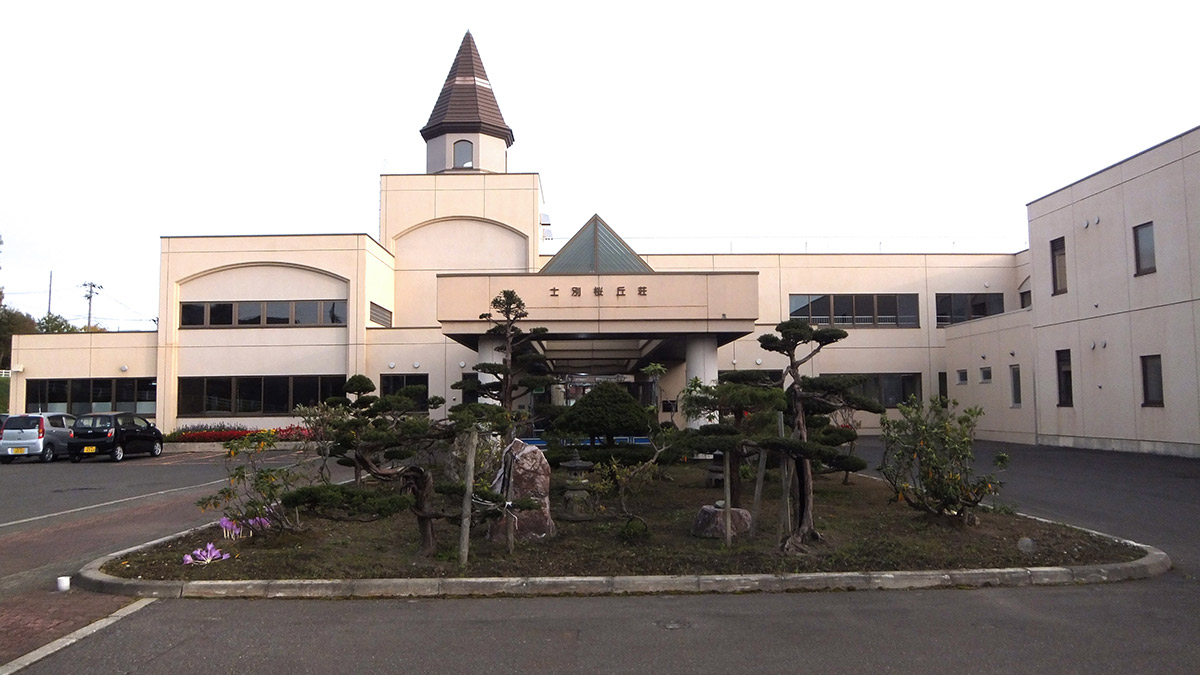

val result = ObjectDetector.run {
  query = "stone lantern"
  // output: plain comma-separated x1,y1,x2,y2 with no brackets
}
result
559,449,596,521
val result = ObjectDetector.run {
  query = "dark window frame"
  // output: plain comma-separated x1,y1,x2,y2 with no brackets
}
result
1133,222,1156,276
935,293,1006,326
1051,237,1068,295
1056,349,1073,407
789,293,920,328
180,300,348,329
25,377,156,417
177,375,347,417
1010,364,1022,407
1141,354,1164,407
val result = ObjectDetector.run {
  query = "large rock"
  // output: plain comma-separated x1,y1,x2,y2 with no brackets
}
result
488,439,556,542
690,505,752,539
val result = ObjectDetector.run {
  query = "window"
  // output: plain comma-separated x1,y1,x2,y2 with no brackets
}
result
1020,290,1032,309
380,373,430,410
178,375,345,416
1010,365,1021,407
453,140,474,168
1056,349,1073,407
1134,222,1156,276
1051,237,1067,295
789,293,919,328
459,372,480,405
956,369,968,385
181,300,348,328
838,373,922,408
938,372,948,401
1141,355,1163,406
27,378,157,416
979,367,992,383
935,293,1005,326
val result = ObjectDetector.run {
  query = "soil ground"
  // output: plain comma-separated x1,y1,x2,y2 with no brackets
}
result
104,464,1143,581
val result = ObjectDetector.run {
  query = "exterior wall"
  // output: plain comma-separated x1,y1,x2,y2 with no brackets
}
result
643,252,1023,431
944,310,1036,444
1026,126,1200,456
153,234,393,431
10,332,158,413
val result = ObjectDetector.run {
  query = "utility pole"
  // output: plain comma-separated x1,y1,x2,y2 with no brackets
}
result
47,271,53,315
80,281,102,328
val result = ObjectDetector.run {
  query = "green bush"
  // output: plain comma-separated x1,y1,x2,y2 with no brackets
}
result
282,484,414,519
878,397,1008,518
542,443,682,468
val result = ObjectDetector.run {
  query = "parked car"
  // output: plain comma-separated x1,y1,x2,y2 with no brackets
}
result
1,413,77,463
68,413,163,463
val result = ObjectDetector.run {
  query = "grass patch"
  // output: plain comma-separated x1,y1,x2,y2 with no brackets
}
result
105,464,1144,581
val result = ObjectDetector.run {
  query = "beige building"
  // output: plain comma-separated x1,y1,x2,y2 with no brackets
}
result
9,33,1200,457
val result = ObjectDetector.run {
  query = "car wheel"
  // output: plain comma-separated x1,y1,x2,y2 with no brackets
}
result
0,457,13,465
149,441,163,458
40,445,56,463
70,455,82,464
111,445,124,462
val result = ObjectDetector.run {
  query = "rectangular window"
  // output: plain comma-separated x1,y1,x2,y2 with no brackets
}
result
380,373,430,410
1051,237,1067,295
979,367,992,383
837,373,922,408
460,372,480,405
1010,365,1022,407
898,294,920,327
236,377,264,414
938,371,948,401
1134,222,1156,276
1141,355,1163,406
956,369,968,385
935,293,1005,326
135,378,157,415
178,375,345,416
91,379,114,412
237,302,263,325
181,303,206,327
1056,349,1073,407
28,378,153,416
293,301,319,325
787,293,920,328
265,302,290,325
1020,290,1032,309
323,301,347,325
209,303,234,326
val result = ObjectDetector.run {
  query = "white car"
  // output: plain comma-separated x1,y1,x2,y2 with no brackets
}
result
0,413,77,463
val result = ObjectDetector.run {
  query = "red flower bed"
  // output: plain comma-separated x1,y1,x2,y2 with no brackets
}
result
176,430,256,443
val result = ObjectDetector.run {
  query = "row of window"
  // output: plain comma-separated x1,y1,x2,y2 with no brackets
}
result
789,294,921,328
180,300,347,328
935,293,1005,326
178,375,347,416
24,378,158,416
838,373,923,408
1049,222,1156,296
950,351,1163,409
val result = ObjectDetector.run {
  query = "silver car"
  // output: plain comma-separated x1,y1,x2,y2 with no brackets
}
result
0,413,77,463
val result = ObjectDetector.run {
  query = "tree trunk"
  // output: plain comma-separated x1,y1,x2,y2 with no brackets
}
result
411,470,437,557
458,429,478,567
722,446,733,549
782,457,821,554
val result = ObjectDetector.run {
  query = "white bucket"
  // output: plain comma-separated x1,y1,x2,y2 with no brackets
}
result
56,576,71,592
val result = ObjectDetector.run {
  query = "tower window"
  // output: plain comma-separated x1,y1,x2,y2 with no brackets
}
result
1133,222,1155,276
453,140,474,169
1051,237,1067,295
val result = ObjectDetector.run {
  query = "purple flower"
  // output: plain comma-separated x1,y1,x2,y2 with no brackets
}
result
182,543,231,565
219,516,243,539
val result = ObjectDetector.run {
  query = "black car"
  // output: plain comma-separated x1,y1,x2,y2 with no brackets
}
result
68,413,164,462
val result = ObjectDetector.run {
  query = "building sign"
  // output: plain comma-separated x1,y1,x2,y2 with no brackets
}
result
550,286,648,298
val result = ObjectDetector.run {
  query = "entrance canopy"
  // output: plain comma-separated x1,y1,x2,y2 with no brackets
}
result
437,272,758,375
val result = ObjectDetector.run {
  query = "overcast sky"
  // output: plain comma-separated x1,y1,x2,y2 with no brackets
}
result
1,1,1197,331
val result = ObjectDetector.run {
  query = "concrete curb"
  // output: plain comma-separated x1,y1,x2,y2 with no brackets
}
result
75,525,1172,599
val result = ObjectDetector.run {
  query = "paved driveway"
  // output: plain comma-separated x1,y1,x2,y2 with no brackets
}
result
13,440,1200,674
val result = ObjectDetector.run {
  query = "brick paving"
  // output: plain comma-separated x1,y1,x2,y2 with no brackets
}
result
0,588,133,665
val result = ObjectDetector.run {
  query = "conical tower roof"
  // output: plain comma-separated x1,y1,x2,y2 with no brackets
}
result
540,215,654,275
420,32,515,147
